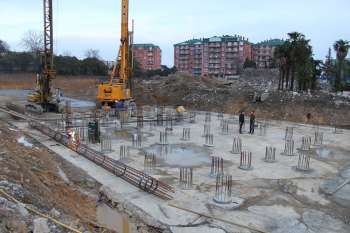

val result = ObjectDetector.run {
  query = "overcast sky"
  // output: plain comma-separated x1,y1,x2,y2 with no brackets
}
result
1,0,349,66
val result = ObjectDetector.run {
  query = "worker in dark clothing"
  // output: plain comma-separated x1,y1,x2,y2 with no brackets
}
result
239,111,245,134
249,111,256,134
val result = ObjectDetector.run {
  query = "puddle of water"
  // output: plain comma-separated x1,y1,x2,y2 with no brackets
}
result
316,148,335,160
315,147,350,162
0,89,30,99
60,96,95,108
143,144,211,168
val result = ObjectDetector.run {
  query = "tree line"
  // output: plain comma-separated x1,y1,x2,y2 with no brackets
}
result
0,48,108,76
274,32,349,92
0,33,108,76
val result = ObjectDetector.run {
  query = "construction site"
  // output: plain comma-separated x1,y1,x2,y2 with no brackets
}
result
1,0,350,233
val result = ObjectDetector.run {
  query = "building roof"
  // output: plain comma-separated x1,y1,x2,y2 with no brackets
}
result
254,39,284,47
132,43,160,49
174,39,204,46
174,35,249,46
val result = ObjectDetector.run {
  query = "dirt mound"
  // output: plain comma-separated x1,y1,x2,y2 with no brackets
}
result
132,71,350,126
0,121,113,232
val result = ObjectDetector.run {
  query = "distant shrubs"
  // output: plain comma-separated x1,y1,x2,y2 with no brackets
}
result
0,52,108,76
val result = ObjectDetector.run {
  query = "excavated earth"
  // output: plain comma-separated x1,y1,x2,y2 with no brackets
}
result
0,119,115,233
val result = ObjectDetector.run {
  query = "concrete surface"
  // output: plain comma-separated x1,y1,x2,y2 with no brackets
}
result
13,109,350,233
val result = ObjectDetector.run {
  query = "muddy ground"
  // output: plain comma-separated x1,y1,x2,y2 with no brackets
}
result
0,119,116,233
1,72,350,128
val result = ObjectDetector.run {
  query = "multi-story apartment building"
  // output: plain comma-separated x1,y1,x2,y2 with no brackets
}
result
174,35,252,77
252,39,284,69
174,39,203,76
132,44,162,70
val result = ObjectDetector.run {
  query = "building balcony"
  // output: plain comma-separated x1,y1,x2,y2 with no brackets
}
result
208,44,221,48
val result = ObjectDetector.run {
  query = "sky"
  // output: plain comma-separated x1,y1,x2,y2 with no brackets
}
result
1,0,350,66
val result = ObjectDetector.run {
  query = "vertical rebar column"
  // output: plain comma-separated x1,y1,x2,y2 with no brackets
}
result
296,151,311,172
179,167,193,189
149,120,156,131
221,120,230,135
137,115,144,129
156,112,163,126
119,145,129,161
158,144,170,157
210,156,224,177
58,113,65,131
189,111,196,123
176,111,183,122
313,131,323,146
300,136,312,151
65,101,72,129
259,123,267,136
281,139,295,156
165,113,173,131
205,112,211,123
144,152,156,174
159,131,168,145
202,123,211,137
120,111,128,128
213,174,232,204
132,132,142,148
239,151,252,170
204,134,214,147
165,127,172,137
264,146,276,163
231,136,242,154
181,128,191,141
285,127,293,140
217,112,224,120
79,126,86,141
100,134,112,153
101,113,108,127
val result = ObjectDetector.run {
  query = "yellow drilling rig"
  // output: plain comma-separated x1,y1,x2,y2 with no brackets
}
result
26,0,63,113
96,0,135,111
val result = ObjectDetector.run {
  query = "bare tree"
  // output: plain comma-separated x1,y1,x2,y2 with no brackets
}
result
21,30,44,54
0,39,10,55
85,49,100,59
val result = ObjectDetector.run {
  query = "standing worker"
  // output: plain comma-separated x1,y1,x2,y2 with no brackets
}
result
239,111,245,134
249,111,256,134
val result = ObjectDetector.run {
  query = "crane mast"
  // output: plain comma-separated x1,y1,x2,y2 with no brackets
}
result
27,0,60,112
109,0,130,85
41,0,56,106
119,0,130,83
97,0,134,108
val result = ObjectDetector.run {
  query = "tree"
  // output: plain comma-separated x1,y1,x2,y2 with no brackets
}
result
81,57,107,75
275,32,314,91
333,39,350,91
20,30,44,54
275,41,291,90
0,40,10,55
85,49,100,59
